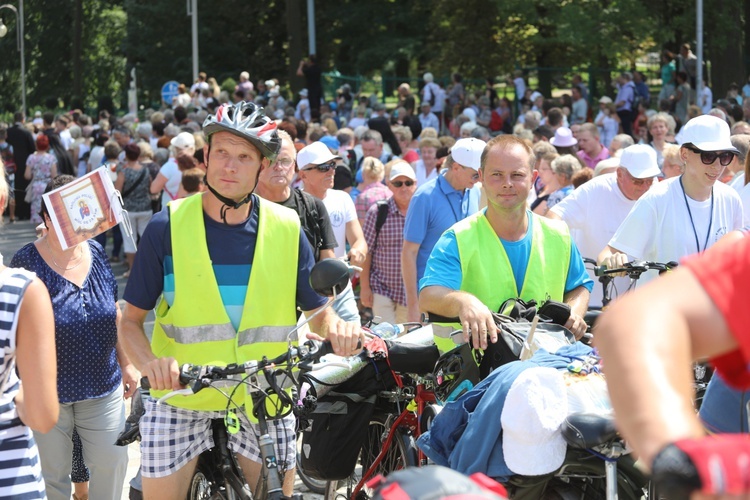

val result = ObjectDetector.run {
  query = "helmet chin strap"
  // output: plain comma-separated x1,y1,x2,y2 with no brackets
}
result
203,173,260,225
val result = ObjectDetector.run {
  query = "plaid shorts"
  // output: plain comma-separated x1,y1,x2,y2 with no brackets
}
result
140,398,296,478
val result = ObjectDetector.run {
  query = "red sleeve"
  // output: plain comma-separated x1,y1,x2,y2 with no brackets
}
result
682,236,750,388
402,150,420,164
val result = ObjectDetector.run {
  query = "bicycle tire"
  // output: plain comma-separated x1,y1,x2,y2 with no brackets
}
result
323,412,418,500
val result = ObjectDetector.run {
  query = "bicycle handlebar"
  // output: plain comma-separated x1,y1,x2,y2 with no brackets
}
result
140,339,334,392
594,260,679,278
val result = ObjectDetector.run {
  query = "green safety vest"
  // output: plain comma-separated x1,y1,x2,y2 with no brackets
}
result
433,210,571,352
149,193,300,415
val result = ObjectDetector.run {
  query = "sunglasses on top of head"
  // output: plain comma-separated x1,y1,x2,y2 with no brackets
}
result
302,160,337,172
686,146,736,167
391,180,415,188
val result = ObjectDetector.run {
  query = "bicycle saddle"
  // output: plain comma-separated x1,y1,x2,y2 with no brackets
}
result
561,413,618,449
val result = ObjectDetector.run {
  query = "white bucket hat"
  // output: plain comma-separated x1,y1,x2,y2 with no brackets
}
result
501,367,568,476
550,127,577,148
619,144,661,178
678,115,739,153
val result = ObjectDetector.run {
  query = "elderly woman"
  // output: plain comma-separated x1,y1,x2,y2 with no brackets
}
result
647,112,677,169
661,144,683,179
412,137,441,186
11,175,136,500
532,154,581,215
0,169,58,499
354,157,392,225
24,134,57,224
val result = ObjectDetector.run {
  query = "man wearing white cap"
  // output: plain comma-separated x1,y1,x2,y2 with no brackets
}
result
599,115,744,284
150,131,195,209
299,141,367,322
420,135,592,349
548,145,660,307
402,137,484,322
360,161,418,324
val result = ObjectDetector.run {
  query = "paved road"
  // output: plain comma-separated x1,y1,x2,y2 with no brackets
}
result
0,220,325,499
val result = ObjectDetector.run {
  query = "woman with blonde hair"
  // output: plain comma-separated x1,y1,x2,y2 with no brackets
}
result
647,112,676,168
354,156,391,225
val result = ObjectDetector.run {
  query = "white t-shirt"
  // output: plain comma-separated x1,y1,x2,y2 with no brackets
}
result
322,189,357,258
738,182,750,224
609,176,744,284
550,173,640,307
700,86,713,114
158,158,182,207
414,160,438,187
729,172,745,191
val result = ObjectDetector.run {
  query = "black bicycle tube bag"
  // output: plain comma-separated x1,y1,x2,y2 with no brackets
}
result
299,358,397,480
386,342,440,376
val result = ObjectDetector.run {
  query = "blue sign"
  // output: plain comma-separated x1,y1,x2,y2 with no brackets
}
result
161,81,179,105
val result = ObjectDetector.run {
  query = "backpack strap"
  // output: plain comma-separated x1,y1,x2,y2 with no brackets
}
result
371,200,390,256
296,189,323,261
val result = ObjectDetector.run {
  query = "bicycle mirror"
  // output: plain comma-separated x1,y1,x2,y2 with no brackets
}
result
309,258,351,297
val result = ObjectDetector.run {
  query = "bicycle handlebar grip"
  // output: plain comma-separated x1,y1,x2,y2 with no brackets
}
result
651,442,701,498
140,377,151,391
422,312,460,324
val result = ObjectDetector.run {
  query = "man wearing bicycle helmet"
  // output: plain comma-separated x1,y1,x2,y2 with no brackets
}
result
419,135,593,350
120,101,363,499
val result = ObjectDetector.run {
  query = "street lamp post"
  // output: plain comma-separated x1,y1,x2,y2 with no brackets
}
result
0,0,25,118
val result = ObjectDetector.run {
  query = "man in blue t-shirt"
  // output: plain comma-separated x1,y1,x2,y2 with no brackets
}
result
402,138,485,322
120,101,362,499
419,135,592,349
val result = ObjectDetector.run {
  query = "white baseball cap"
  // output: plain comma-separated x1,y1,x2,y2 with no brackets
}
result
501,367,568,476
451,138,486,171
388,161,417,182
550,127,577,148
170,132,195,150
618,144,661,178
678,115,739,152
299,88,309,98
297,141,341,169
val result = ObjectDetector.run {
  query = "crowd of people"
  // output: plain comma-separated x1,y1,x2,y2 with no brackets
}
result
0,54,750,497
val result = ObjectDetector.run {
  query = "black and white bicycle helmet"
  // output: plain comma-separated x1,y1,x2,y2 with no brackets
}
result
202,101,281,223
202,101,281,162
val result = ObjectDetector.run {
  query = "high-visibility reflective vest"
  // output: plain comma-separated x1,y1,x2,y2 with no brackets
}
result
149,193,300,413
433,211,570,352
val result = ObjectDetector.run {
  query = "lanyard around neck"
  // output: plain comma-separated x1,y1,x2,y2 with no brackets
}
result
679,176,713,253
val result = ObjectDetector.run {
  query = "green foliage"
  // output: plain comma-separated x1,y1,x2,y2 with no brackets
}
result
0,0,745,115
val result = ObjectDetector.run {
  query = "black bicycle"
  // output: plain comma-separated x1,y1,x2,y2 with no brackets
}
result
141,338,335,499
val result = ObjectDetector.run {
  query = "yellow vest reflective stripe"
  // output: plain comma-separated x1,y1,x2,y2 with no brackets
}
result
432,211,571,352
150,193,300,414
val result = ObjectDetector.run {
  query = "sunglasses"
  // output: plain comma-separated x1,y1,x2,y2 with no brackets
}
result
302,160,337,172
391,180,415,188
686,146,736,167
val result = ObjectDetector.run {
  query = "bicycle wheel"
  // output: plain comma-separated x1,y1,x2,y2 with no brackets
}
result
324,412,418,500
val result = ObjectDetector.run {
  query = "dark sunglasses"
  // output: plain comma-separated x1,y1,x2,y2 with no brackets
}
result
686,146,736,167
302,161,337,172
391,180,415,188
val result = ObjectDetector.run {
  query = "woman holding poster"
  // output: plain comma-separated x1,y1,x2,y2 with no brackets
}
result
11,175,137,500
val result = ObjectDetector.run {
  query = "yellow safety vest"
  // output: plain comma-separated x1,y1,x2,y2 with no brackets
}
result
433,210,571,351
149,193,300,414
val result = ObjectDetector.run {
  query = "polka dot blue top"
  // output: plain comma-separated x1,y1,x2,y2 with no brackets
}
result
11,240,121,403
